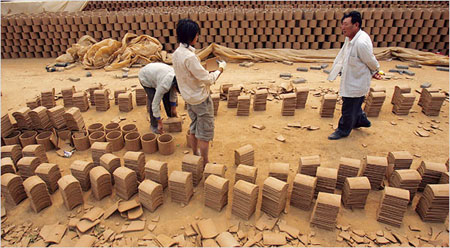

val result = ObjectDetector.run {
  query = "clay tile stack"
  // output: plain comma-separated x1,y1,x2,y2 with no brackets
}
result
118,92,133,112
417,161,447,191
234,144,254,166
1,173,27,205
261,176,288,217
227,86,241,108
40,89,56,108
238,161,262,186
168,171,193,205
237,95,251,116
12,107,33,130
63,107,86,131
72,92,90,112
182,154,204,187
211,93,220,115
57,175,84,210
70,160,95,191
1,144,23,165
91,142,112,166
144,160,168,189
29,106,52,130
138,179,164,212
113,167,138,200
35,163,61,194
440,172,449,184
421,90,446,116
341,176,371,209
22,144,48,163
269,162,289,182
26,97,40,110
135,88,147,106
94,89,110,111
389,169,422,203
1,157,16,175
376,186,409,227
319,94,338,117
204,174,229,211
61,86,76,108
364,91,386,117
387,151,413,178
290,173,317,210
295,86,309,109
418,88,440,107
315,167,338,197
298,155,320,177
88,84,102,106
336,157,361,189
114,88,127,105
1,114,14,138
232,180,259,220
124,151,145,182
310,192,341,230
392,93,416,115
415,184,449,222
162,117,182,132
17,156,41,181
281,93,297,116
23,175,52,213
203,163,226,180
391,85,411,105
361,156,388,190
89,166,112,200
47,106,67,129
99,153,121,181
253,89,268,111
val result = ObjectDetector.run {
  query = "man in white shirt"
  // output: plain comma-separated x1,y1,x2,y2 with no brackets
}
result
172,19,226,165
138,62,179,134
327,11,381,140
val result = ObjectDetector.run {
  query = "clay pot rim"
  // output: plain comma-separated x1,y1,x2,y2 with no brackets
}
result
36,131,52,140
124,132,140,140
141,132,157,142
72,132,87,139
88,123,104,130
106,130,122,140
5,130,21,138
105,122,120,129
122,123,137,131
20,130,37,139
89,131,105,139
158,133,173,143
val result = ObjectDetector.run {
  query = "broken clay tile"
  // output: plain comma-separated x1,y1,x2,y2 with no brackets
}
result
104,201,119,219
147,223,157,232
75,235,97,247
118,199,140,213
123,221,145,232
39,224,67,244
127,206,143,220
276,135,286,142
81,206,104,222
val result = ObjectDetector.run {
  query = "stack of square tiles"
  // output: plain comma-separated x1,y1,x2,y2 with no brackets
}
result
417,161,447,191
70,160,95,191
168,171,193,205
88,84,103,106
57,175,83,210
94,89,110,111
1,158,16,175
35,163,61,194
138,179,164,212
1,114,14,138
237,95,251,116
17,156,40,181
211,93,220,115
290,173,317,210
100,153,121,183
415,184,449,222
319,94,338,117
22,144,48,163
387,151,413,178
118,92,133,112
182,154,204,187
26,96,41,110
124,151,145,182
269,162,289,182
261,177,288,217
336,157,361,189
389,169,422,203
235,164,258,184
203,163,226,179
234,144,254,166
29,106,52,130
113,167,138,200
47,106,67,129
421,91,446,116
12,107,33,130
295,86,309,109
1,173,27,206
90,166,112,200
391,85,411,105
144,160,168,189
253,89,268,111
418,88,440,107
341,177,371,209
310,192,341,230
72,92,90,112
392,93,416,115
440,172,449,184
376,186,409,227
298,155,320,177
41,89,56,108
232,180,258,220
23,175,52,213
61,86,76,108
114,88,127,105
364,91,386,117
1,144,23,165
227,86,241,108
63,107,85,131
135,88,147,106
315,167,338,197
91,142,112,166
361,156,388,190
204,174,229,211
162,117,182,132
281,93,296,116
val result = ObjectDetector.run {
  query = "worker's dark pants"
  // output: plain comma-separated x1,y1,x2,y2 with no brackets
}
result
336,96,370,136
142,87,173,129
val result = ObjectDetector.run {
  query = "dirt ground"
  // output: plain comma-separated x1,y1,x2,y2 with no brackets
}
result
1,55,449,247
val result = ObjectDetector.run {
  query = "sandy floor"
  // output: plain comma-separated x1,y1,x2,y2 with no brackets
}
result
1,57,449,247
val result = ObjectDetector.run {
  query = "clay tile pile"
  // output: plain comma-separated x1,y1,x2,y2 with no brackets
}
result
89,166,112,200
336,157,361,189
12,107,33,130
99,153,121,183
387,151,413,177
253,89,268,111
40,89,55,108
203,163,226,180
295,86,309,109
1,157,16,175
418,88,440,107
389,169,422,203
1,114,14,137
88,84,102,106
216,232,240,247
314,167,338,197
319,93,338,118
22,144,48,163
124,151,145,182
392,93,416,115
290,173,316,210
138,179,164,212
391,85,411,105
269,162,289,182
227,86,241,108
281,93,296,116
237,95,251,116
23,175,52,213
420,89,446,116
1,173,27,205
364,91,386,117
261,176,288,217
310,192,341,230
57,175,84,210
70,160,95,191
415,184,449,222
91,142,112,166
235,164,258,184
29,106,52,130
162,117,182,132
204,174,229,211
1,144,23,165
61,86,76,108
417,161,447,191
376,186,409,227
63,107,86,131
168,171,193,205
342,176,371,209
182,154,204,187
234,144,254,166
298,155,320,177
114,88,127,105
361,156,388,190
17,156,41,181
232,180,258,220
440,172,449,184
47,106,67,129
211,93,220,115
94,89,110,111
35,163,62,194
118,92,133,112
72,92,90,112
135,88,147,106
144,160,168,189
113,166,138,200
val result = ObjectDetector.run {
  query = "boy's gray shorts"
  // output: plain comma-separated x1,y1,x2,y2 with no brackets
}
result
187,96,214,141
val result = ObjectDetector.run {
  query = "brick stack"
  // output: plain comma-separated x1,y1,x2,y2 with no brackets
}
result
310,192,341,230
40,89,55,108
420,90,446,116
417,161,447,191
391,85,411,105
237,95,250,116
376,186,409,227
232,180,258,220
29,106,52,130
281,93,296,116
211,93,220,115
57,175,84,210
204,174,229,211
341,177,371,209
253,89,268,111
138,179,164,212
386,151,413,178
392,93,416,115
17,156,40,181
298,155,320,177
361,155,388,190
227,86,241,108
290,173,316,210
235,164,258,184
23,176,52,213
418,87,440,107
70,160,95,191
389,169,422,203
114,88,127,105
35,163,61,194
113,167,138,200
268,162,289,182
61,86,76,108
22,144,48,163
124,151,145,182
47,106,67,129
1,144,23,165
1,173,27,206
1,158,16,175
235,144,254,166
72,92,90,112
168,171,193,205
319,94,338,117
203,163,226,179
314,167,338,197
336,157,361,189
144,160,168,189
94,89,110,111
261,176,288,217
88,84,102,106
416,184,449,222
91,142,112,166
135,88,147,106
364,91,386,117
89,166,112,200
182,154,204,187
12,107,32,130
295,86,309,109
1,114,14,138
118,92,133,112
63,107,86,131
162,117,182,132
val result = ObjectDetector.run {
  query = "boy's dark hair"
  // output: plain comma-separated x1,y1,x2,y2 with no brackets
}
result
172,76,179,93
176,19,200,47
342,11,362,29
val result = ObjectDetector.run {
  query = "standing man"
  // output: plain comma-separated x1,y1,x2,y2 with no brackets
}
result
138,62,179,134
327,11,381,140
172,19,226,165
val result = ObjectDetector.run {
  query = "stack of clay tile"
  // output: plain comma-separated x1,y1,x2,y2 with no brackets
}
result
29,106,52,130
211,93,220,115
227,86,241,108
281,93,296,116
100,153,121,181
361,156,388,190
392,93,416,115
341,177,371,209
26,96,40,110
204,174,229,211
440,172,449,184
336,157,361,189
237,95,250,116
416,184,449,222
70,160,95,191
234,144,254,166
40,89,56,108
144,160,168,189
421,90,446,116
1,144,23,165
376,186,409,227
168,171,193,205
91,142,112,166
290,173,317,210
47,106,67,129
162,117,182,132
63,107,85,131
391,85,411,105
232,180,258,220
235,164,257,184
135,88,147,106
182,154,204,186
118,92,133,112
417,161,447,191
269,162,289,182
418,88,440,107
319,94,338,117
364,91,386,117
89,166,112,200
72,92,90,112
17,156,41,181
1,114,14,138
389,169,422,203
12,107,32,130
138,179,164,212
57,175,84,210
298,155,320,177
387,151,413,177
1,173,27,205
61,86,76,107
295,86,309,109
124,151,145,181
114,88,127,105
23,176,52,213
35,163,61,194
261,177,288,217
315,167,338,197
94,89,110,111
88,84,102,106
310,192,341,230
22,144,48,163
253,89,268,111
203,163,226,179
1,158,16,175
113,167,138,200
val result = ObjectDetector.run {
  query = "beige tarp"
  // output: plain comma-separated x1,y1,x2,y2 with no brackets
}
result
1,1,87,16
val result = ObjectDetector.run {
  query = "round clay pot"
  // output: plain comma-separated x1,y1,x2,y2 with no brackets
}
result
89,131,106,146
3,130,21,146
141,132,158,154
72,132,90,151
36,131,55,151
124,132,141,151
19,130,37,147
88,123,104,134
121,123,137,136
106,130,124,152
105,122,120,134
157,133,175,155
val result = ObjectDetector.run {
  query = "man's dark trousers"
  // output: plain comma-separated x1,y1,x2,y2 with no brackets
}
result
336,96,370,136
143,87,173,128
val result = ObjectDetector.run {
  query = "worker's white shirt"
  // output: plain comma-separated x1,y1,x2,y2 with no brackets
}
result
328,30,380,97
172,43,220,105
138,62,177,119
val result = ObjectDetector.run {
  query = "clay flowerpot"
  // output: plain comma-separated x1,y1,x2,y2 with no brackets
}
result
105,122,120,134
106,130,124,152
36,131,55,151
124,132,141,151
3,130,21,146
88,123,104,135
121,123,137,136
141,132,158,154
89,131,106,146
19,130,37,147
72,132,90,151
157,134,175,155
